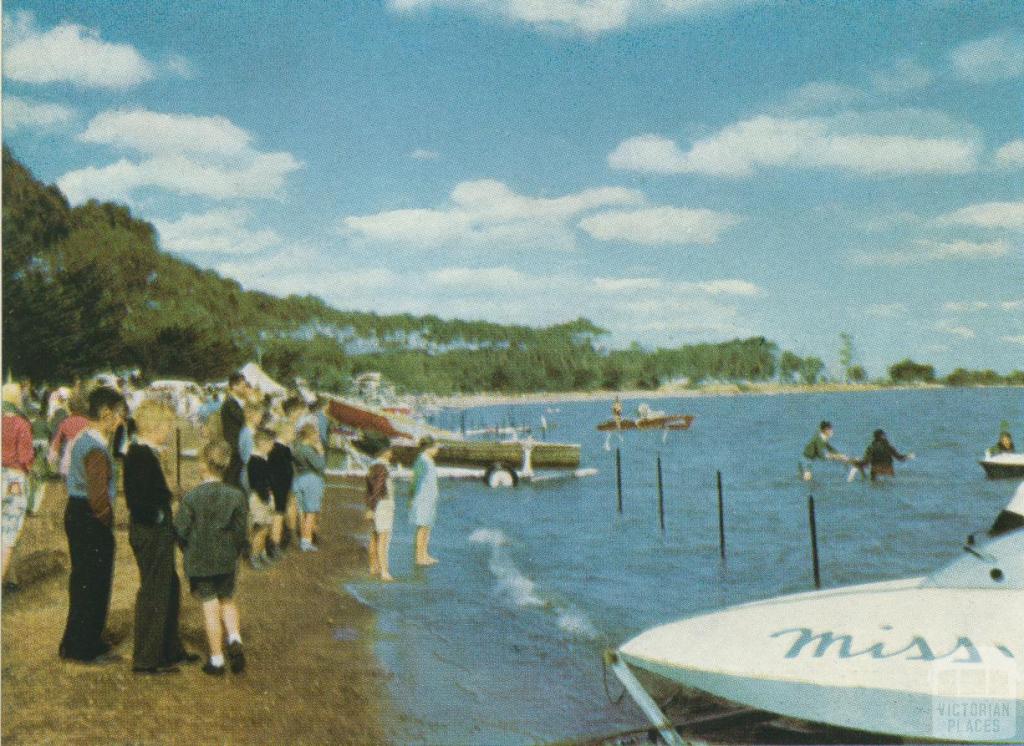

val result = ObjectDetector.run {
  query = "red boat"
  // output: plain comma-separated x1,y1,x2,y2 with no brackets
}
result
327,397,413,440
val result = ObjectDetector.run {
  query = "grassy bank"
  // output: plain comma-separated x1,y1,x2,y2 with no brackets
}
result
1,458,386,745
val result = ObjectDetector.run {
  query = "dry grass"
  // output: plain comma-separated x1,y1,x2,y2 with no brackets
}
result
2,456,387,745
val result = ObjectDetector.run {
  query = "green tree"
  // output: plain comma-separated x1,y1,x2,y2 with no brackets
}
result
799,356,825,384
889,359,936,383
779,351,802,383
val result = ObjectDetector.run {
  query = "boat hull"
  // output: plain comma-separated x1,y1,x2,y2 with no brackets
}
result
980,458,1024,479
618,579,1024,741
597,415,694,432
390,440,581,470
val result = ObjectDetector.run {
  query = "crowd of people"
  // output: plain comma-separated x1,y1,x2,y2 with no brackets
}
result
0,369,444,678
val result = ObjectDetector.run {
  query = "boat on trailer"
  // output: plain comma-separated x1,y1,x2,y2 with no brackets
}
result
608,517,1024,743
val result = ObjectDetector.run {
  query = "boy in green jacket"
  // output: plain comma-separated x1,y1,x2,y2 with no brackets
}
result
175,440,249,675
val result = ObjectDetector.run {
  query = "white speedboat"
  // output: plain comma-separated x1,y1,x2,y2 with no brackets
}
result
980,451,1024,479
610,508,1024,743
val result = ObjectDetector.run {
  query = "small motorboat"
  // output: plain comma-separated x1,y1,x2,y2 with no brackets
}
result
980,451,1024,479
597,415,694,432
608,499,1024,743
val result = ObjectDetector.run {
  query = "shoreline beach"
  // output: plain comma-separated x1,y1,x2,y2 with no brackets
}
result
1,462,386,745
435,381,1023,409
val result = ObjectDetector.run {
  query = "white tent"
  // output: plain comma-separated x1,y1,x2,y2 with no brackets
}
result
239,362,287,397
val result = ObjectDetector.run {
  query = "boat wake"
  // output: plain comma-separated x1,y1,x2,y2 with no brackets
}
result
469,528,598,640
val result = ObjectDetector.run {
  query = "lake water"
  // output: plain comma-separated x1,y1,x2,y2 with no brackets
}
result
343,388,1021,744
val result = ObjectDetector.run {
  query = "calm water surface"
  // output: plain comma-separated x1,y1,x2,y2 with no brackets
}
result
344,388,1021,744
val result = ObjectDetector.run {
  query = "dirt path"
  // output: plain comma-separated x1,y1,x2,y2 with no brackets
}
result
2,467,387,745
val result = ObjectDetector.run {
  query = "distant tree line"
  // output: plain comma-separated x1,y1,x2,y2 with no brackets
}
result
3,147,1022,395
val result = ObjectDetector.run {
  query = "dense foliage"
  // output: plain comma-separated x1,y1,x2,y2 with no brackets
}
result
3,149,1022,394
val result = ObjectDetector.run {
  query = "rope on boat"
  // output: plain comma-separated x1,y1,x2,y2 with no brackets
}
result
601,654,627,705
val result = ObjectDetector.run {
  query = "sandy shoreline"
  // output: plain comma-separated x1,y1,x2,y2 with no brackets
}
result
1,463,386,745
434,381,996,409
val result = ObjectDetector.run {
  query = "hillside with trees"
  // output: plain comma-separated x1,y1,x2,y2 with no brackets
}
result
3,148,1022,395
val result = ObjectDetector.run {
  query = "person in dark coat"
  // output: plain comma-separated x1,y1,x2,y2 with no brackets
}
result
860,429,914,481
123,400,197,674
220,373,249,488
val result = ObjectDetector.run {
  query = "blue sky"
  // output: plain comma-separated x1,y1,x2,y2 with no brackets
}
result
3,0,1022,376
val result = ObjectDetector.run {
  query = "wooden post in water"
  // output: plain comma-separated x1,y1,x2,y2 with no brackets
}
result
808,494,821,588
460,410,466,437
656,454,665,533
615,447,623,514
716,470,726,559
176,427,182,489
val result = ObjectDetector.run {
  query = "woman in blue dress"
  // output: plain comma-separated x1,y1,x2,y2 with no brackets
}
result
410,437,441,566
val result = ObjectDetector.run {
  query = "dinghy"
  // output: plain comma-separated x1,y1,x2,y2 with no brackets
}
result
609,517,1024,742
597,415,694,432
980,451,1024,479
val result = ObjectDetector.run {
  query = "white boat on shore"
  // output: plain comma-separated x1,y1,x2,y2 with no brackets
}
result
609,517,1024,743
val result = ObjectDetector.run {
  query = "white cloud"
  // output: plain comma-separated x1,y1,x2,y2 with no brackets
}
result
3,95,75,132
868,59,933,95
942,301,990,313
79,109,251,156
951,31,1024,83
58,152,302,204
1001,335,1024,347
853,239,1010,266
153,209,281,255
936,321,975,339
57,108,302,204
579,206,742,245
865,303,908,318
342,179,645,250
1001,299,1024,311
217,254,760,344
778,81,867,115
995,140,1024,168
410,148,440,160
3,11,155,88
387,0,744,36
938,201,1024,231
608,113,978,177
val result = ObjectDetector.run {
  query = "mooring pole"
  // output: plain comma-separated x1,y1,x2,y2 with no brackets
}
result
657,454,665,533
176,427,182,489
615,447,623,514
460,410,466,437
717,470,726,560
808,494,821,588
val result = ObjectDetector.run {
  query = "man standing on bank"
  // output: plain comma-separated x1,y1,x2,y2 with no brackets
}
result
220,373,249,488
59,386,126,664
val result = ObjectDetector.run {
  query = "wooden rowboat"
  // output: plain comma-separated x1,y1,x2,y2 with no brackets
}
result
390,439,580,471
597,415,694,432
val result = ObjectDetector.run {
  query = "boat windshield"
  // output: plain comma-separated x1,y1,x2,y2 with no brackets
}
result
923,529,1024,589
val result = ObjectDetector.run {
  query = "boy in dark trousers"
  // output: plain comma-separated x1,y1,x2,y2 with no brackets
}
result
123,400,197,674
174,441,249,675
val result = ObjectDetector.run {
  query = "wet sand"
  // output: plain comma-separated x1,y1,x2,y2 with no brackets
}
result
1,464,386,745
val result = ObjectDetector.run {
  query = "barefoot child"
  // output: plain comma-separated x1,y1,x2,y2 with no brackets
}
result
174,441,249,675
246,428,275,569
410,437,441,566
292,424,326,552
365,443,395,582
